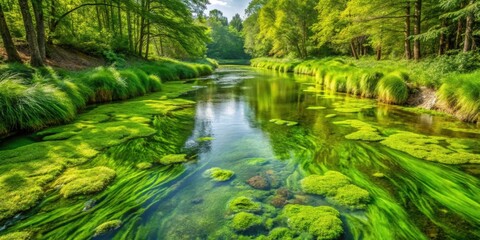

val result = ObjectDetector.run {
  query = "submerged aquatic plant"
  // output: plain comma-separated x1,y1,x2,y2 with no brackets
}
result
228,196,262,213
94,220,122,236
54,167,116,198
230,212,263,232
204,167,235,182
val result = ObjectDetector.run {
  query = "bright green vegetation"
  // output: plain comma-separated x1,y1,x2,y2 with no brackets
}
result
269,119,298,126
204,167,235,182
0,232,31,240
230,212,263,232
381,131,480,164
94,220,122,236
159,154,188,165
301,171,371,210
54,167,116,198
334,120,384,142
283,205,343,240
228,196,262,213
135,162,153,170
376,73,409,104
0,60,214,137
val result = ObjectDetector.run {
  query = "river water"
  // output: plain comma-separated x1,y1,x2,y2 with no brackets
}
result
0,66,479,239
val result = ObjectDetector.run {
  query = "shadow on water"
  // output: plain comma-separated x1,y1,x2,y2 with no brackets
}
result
0,66,479,239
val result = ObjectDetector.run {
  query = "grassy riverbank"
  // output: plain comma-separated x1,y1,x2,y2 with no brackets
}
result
251,57,480,123
0,58,217,137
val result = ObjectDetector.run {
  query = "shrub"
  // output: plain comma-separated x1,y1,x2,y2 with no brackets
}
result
376,73,409,104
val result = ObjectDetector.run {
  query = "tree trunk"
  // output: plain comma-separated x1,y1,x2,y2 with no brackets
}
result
438,19,446,55
413,0,421,60
117,1,122,37
350,39,358,60
0,4,22,62
138,0,146,56
31,0,46,60
127,9,132,51
376,46,382,61
463,1,474,52
404,1,412,59
18,0,43,67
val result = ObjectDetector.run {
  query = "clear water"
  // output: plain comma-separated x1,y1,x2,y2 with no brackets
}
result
1,66,479,239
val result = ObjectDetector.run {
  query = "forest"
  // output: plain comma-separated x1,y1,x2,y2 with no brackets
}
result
0,0,479,240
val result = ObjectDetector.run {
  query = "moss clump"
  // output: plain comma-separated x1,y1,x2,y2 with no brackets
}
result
334,120,384,141
283,204,343,240
136,162,153,170
158,154,187,165
228,196,262,213
0,174,44,222
197,136,215,142
204,167,235,182
0,232,32,240
94,220,122,236
269,119,298,126
266,227,294,240
231,212,263,232
301,171,351,195
301,171,371,210
307,106,327,110
54,167,116,198
380,131,480,164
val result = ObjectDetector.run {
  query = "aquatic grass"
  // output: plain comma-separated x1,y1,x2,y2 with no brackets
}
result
359,71,383,98
376,73,409,104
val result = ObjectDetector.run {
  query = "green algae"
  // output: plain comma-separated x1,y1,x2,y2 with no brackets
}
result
228,196,262,213
159,154,188,165
204,167,235,182
325,114,337,118
54,166,116,198
94,220,122,236
380,131,480,164
246,158,269,166
135,162,153,170
265,227,294,240
0,232,32,240
301,171,371,210
269,119,298,127
282,204,343,240
334,120,384,141
307,106,327,110
197,136,215,142
231,212,263,232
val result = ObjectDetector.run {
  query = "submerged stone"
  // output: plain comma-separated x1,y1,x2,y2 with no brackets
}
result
94,220,122,236
231,212,263,232
228,196,262,213
283,204,343,240
247,175,271,190
159,154,187,165
54,166,116,198
204,167,235,182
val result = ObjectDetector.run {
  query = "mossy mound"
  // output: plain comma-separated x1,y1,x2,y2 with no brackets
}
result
231,212,263,232
334,120,384,141
0,232,32,240
204,167,235,182
54,167,116,198
94,220,122,236
283,204,343,240
158,154,187,165
228,196,262,213
269,119,298,127
0,174,44,222
136,162,153,170
380,131,480,164
301,171,371,210
266,227,295,240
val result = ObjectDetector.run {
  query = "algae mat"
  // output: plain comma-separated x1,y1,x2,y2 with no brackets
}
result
0,66,479,239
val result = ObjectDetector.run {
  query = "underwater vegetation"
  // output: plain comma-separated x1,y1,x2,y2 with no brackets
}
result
204,168,235,182
54,167,116,198
230,212,263,232
228,197,262,213
269,119,298,127
94,220,122,236
0,59,215,136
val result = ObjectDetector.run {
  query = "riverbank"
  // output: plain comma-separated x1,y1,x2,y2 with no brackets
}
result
251,57,480,123
0,58,217,138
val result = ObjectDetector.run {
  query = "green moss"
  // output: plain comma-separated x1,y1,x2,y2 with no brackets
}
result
380,131,480,164
373,172,385,178
266,227,294,240
328,184,370,210
246,158,269,166
269,119,298,126
94,220,122,236
228,196,262,213
0,175,43,221
326,114,337,118
43,131,77,141
158,154,187,165
307,106,327,110
231,212,263,232
204,167,235,182
54,166,116,198
334,120,384,141
301,171,351,195
197,136,215,142
136,162,153,170
0,232,32,240
283,204,343,240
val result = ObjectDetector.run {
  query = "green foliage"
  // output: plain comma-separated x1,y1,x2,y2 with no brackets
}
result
230,212,263,232
94,220,122,236
282,204,343,239
0,232,32,240
136,162,153,170
207,11,249,60
54,167,116,198
158,154,187,165
376,73,409,104
228,196,262,213
204,167,235,182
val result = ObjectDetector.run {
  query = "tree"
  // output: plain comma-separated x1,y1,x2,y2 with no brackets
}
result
18,0,43,66
230,14,243,32
207,10,249,59
0,3,21,62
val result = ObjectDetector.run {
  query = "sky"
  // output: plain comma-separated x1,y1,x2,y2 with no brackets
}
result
206,0,251,20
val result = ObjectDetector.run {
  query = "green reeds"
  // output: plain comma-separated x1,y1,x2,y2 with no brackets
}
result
376,73,409,104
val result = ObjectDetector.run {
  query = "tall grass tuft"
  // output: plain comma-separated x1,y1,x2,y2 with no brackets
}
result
438,71,480,122
376,73,409,104
360,71,383,98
